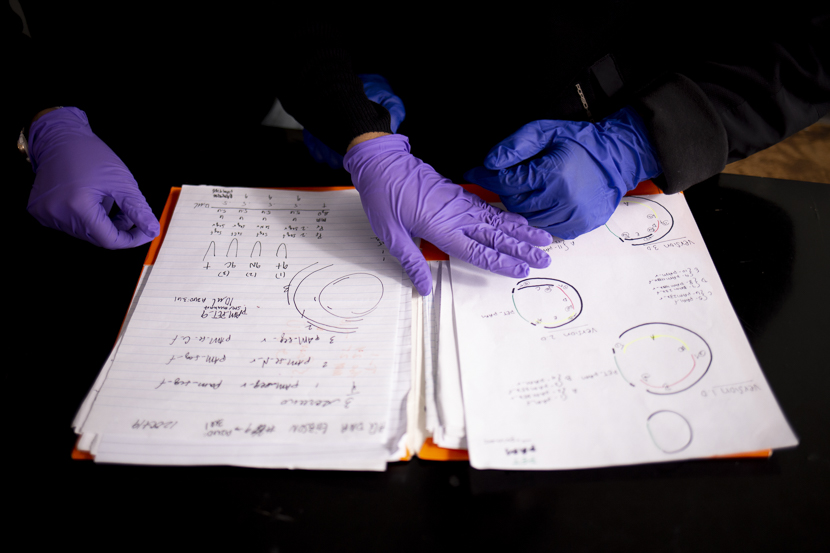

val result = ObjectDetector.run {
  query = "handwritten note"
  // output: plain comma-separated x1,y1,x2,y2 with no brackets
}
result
74,186,408,469
451,194,797,469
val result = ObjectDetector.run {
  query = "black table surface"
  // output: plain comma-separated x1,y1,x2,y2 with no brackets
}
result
9,137,828,551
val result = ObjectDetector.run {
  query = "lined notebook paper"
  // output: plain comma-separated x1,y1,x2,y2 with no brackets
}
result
74,186,409,470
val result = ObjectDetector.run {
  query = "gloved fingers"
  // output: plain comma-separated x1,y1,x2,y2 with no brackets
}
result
26,188,142,248
482,120,561,170
496,184,570,215
474,149,590,213
461,188,511,216
82,200,157,249
487,206,528,226
468,200,553,247
527,209,604,241
464,166,500,191
109,189,160,241
78,190,157,249
110,209,136,231
464,166,537,196
464,226,551,269
489,217,553,248
466,157,559,196
104,196,137,232
445,235,532,278
536,221,597,241
387,234,432,296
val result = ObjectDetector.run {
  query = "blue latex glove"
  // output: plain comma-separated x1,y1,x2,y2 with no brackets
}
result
304,74,406,169
464,106,662,239
27,107,160,248
344,134,552,296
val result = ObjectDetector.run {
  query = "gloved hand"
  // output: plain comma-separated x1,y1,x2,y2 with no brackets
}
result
464,106,662,239
304,74,406,169
344,134,552,296
27,107,160,248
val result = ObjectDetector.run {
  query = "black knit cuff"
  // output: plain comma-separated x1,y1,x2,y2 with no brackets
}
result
331,95,392,154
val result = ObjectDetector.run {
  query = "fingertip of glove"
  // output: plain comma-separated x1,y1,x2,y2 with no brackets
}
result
96,229,154,250
498,210,528,224
483,147,520,171
531,251,552,269
482,156,505,172
509,224,553,247
411,275,432,297
514,263,531,278
396,247,431,296
138,216,161,237
529,228,554,246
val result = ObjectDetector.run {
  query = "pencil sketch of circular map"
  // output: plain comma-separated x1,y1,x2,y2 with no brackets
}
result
512,278,582,329
605,196,674,245
613,323,712,395
285,263,384,334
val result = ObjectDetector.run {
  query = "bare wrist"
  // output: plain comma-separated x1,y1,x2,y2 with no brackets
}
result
31,106,62,124
347,132,392,152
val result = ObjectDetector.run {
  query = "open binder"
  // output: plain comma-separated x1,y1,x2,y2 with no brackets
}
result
72,183,794,469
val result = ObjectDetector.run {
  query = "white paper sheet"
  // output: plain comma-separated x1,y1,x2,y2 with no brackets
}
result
452,194,797,470
92,434,391,470
433,261,467,449
383,272,414,461
404,283,428,457
85,271,414,471
75,186,406,469
72,264,153,432
423,261,442,438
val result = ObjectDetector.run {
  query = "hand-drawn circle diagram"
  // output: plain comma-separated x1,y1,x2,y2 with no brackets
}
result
613,323,712,395
605,196,674,245
284,263,384,334
647,410,693,454
512,278,583,329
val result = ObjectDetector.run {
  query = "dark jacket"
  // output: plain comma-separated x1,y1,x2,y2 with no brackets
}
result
9,3,829,193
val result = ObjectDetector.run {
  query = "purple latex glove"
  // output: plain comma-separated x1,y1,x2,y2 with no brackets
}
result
464,106,662,239
27,107,160,248
344,134,552,296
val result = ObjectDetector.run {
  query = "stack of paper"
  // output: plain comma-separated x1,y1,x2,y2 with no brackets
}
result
424,193,798,469
74,186,798,470
73,186,411,470
422,261,466,450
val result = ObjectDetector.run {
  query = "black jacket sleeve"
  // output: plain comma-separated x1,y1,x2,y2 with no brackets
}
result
272,14,391,154
634,11,830,193
5,4,39,141
5,2,79,143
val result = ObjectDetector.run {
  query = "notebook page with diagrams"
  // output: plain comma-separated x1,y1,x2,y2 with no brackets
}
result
73,185,410,470
450,193,797,469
